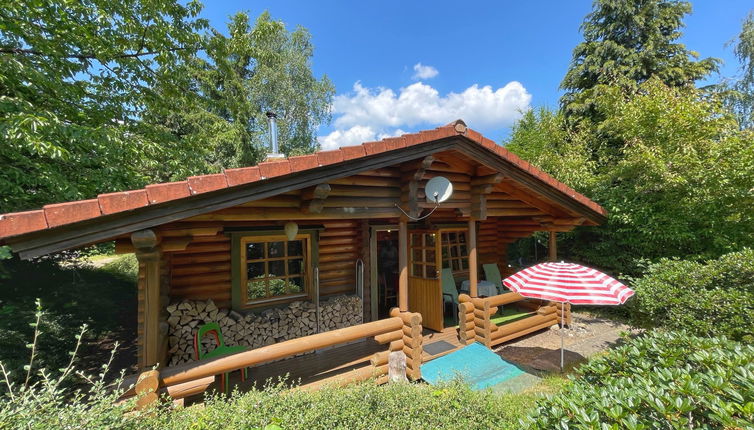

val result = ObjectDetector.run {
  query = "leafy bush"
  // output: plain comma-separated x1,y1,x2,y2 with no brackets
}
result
526,331,754,429
628,249,754,341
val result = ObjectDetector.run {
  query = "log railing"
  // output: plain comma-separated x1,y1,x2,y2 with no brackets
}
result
458,293,571,348
124,310,423,408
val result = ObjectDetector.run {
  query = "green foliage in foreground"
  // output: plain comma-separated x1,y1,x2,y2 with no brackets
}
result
155,381,535,430
1,376,540,430
527,331,754,429
629,249,754,342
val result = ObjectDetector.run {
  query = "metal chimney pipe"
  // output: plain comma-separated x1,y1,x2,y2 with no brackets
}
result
266,111,282,158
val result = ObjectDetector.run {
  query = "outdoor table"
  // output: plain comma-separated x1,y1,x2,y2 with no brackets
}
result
459,279,498,297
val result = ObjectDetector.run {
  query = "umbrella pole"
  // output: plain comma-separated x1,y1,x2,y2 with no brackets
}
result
560,301,565,371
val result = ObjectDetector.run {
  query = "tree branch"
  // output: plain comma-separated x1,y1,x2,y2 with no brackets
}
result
0,46,186,60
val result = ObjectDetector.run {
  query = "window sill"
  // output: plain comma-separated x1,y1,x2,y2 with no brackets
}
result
241,293,310,309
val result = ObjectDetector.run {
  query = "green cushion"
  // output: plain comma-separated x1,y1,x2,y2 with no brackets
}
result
441,268,458,304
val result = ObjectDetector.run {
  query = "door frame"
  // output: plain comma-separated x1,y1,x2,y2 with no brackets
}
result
369,224,399,321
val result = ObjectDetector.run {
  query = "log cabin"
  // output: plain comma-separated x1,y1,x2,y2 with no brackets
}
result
0,120,605,402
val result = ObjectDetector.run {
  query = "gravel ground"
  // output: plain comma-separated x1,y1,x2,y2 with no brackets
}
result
493,312,633,368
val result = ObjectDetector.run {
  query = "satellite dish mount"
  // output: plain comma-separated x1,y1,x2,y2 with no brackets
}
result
396,175,454,221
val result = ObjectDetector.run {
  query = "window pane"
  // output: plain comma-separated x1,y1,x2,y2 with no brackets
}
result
447,232,457,242
461,259,469,270
459,232,466,243
411,249,422,262
269,278,287,296
450,247,458,257
452,260,460,271
460,245,467,256
247,279,267,300
426,234,435,247
288,240,303,256
269,260,285,277
246,242,264,260
426,249,436,262
247,262,265,279
288,258,303,275
426,265,436,278
268,241,285,258
288,277,303,293
412,264,422,276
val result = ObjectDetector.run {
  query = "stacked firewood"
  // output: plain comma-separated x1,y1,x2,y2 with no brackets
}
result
166,296,363,366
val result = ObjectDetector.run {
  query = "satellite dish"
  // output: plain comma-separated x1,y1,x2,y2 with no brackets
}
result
425,176,453,204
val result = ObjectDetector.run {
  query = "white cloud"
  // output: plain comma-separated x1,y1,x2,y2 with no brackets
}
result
318,125,376,150
412,63,439,80
318,80,531,149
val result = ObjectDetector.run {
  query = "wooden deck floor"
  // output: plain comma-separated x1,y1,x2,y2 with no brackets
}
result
226,325,465,391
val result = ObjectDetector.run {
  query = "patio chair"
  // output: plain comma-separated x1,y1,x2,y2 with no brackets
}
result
441,268,459,325
194,322,249,394
483,263,505,295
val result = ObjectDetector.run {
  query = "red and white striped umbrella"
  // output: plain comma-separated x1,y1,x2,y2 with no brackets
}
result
503,262,634,371
503,262,634,305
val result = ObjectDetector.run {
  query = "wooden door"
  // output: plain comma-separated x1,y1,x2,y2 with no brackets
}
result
407,230,443,331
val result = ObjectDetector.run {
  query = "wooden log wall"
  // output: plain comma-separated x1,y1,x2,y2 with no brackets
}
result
161,217,366,309
168,230,232,308
318,220,363,297
478,218,508,273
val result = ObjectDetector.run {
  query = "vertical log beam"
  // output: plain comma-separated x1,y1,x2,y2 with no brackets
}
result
468,220,478,298
548,231,557,262
132,229,163,370
401,156,434,218
470,173,502,221
398,220,408,312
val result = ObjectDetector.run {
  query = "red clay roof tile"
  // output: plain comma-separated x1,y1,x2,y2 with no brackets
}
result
340,145,366,160
287,155,318,172
316,150,344,166
258,160,291,178
44,199,101,227
224,167,261,187
187,174,228,195
362,140,387,155
382,137,406,151
0,210,48,238
98,190,149,215
145,182,191,204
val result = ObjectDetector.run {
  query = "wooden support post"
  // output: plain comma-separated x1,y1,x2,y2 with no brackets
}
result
132,229,163,370
548,231,557,262
398,221,408,312
468,220,478,298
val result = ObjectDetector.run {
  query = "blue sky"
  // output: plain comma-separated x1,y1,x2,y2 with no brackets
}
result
197,1,753,148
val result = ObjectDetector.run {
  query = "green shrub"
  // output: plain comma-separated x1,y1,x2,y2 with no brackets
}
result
526,331,754,429
628,249,754,341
